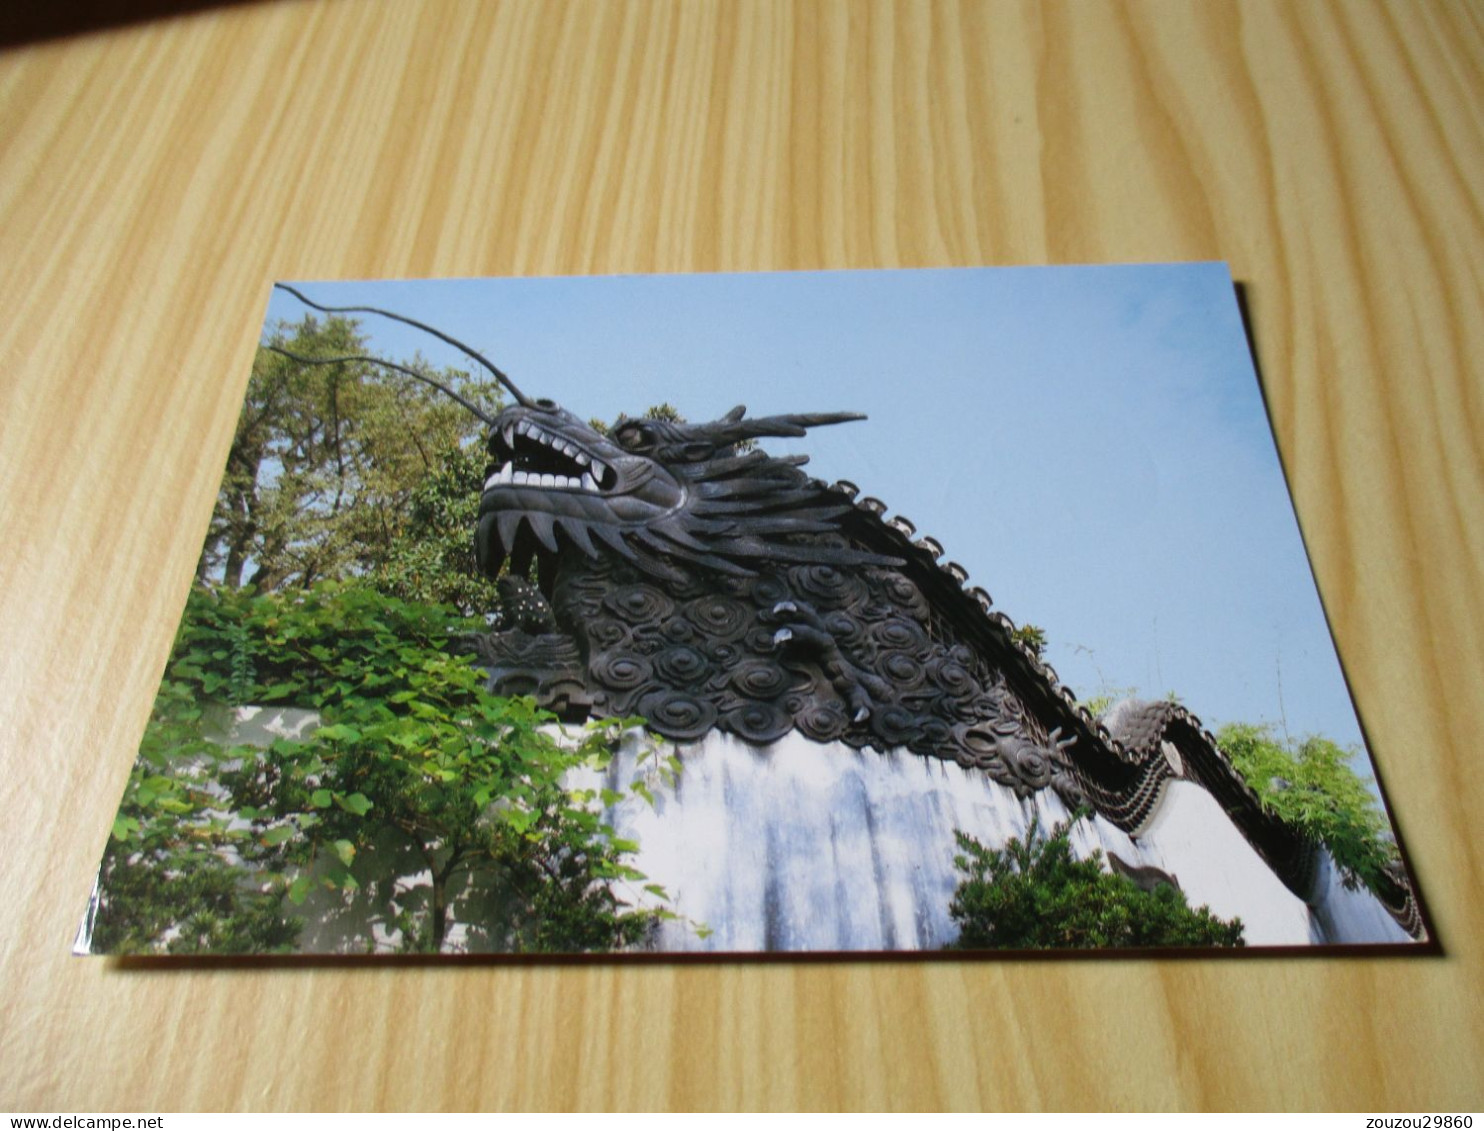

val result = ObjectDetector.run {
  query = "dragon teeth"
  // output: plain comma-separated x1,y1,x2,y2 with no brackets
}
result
490,418,606,490
487,467,597,492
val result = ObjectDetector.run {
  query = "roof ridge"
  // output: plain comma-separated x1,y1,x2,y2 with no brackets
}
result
824,477,1421,937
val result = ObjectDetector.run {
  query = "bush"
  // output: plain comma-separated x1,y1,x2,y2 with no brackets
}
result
947,815,1244,950
96,582,670,955
1217,723,1398,894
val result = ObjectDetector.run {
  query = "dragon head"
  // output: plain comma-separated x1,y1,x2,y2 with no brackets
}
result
260,286,900,591
475,401,901,585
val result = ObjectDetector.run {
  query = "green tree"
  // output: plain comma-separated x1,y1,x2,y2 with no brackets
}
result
92,672,303,954
199,316,498,591
371,442,502,615
947,815,1244,950
96,583,670,955
1216,723,1398,894
97,332,690,954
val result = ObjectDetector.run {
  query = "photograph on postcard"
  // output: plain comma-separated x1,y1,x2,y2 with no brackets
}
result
77,265,1428,957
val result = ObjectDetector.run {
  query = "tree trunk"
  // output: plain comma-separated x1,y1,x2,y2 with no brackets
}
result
429,846,465,953
430,874,447,952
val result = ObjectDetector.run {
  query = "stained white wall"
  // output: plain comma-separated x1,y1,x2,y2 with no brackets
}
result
581,731,1412,951
101,707,1411,953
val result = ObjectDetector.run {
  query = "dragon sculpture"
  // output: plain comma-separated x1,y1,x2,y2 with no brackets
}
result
271,285,1424,938
467,396,1091,803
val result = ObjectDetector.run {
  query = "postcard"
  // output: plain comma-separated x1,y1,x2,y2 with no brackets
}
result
78,265,1429,956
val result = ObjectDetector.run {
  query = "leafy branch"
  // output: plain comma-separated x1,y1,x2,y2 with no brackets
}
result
98,583,670,954
947,813,1244,950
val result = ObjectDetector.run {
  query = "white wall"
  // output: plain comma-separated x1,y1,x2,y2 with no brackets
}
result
143,708,1414,953
584,731,1413,951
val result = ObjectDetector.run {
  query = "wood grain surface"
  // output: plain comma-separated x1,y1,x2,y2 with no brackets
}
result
2,0,1481,1111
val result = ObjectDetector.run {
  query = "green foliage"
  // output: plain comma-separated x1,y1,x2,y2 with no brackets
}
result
1009,623,1047,659
590,402,685,437
947,815,1244,950
370,443,503,615
97,582,668,955
1079,687,1134,719
95,323,684,955
90,846,301,956
93,672,303,954
199,316,499,592
1217,723,1397,894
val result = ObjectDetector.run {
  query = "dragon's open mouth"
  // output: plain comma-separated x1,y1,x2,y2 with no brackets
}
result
484,417,618,494
475,404,687,590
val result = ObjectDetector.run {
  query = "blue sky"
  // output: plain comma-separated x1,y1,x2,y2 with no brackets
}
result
262,265,1373,770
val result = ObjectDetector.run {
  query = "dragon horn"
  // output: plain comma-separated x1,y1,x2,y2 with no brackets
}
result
263,347,497,424
709,410,866,442
274,283,533,407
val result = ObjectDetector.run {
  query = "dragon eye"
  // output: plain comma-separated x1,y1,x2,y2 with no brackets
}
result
615,423,652,451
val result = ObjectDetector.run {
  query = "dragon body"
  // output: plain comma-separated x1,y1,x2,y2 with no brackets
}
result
470,399,1093,803
462,399,1417,941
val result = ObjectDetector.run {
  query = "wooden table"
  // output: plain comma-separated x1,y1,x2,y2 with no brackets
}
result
2,0,1480,1111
